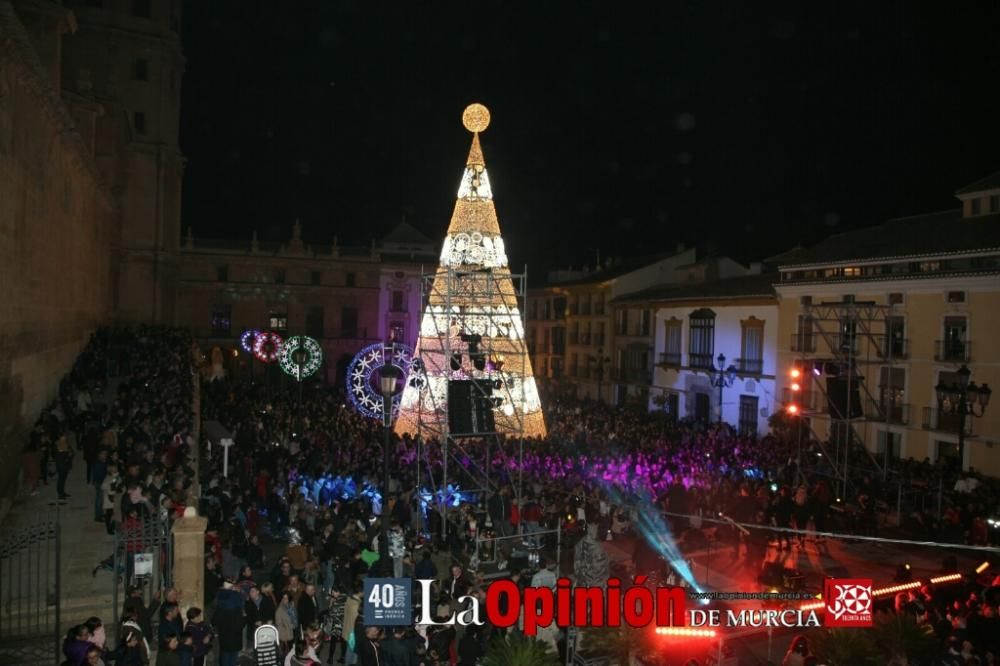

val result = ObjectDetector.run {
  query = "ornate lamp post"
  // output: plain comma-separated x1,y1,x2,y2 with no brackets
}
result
589,348,611,404
934,365,991,469
378,360,402,574
708,353,738,424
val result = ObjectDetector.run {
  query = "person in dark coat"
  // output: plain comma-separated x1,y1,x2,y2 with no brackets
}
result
212,581,245,666
457,625,484,666
357,626,383,666
62,624,95,666
258,582,278,625
414,549,437,581
184,607,213,666
122,586,160,642
296,584,320,637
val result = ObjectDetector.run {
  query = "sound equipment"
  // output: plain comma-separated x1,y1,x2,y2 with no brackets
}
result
447,380,496,434
825,377,863,418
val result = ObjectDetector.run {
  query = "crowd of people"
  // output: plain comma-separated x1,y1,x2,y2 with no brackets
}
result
23,327,1000,665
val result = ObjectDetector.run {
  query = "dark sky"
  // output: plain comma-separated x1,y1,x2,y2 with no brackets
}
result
180,0,1000,275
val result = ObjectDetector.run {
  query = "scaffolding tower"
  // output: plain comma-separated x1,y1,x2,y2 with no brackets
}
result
793,299,904,498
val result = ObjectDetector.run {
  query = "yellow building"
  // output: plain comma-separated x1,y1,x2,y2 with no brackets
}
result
774,172,1000,477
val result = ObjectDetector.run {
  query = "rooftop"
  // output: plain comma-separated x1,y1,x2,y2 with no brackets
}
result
775,209,1000,267
613,271,777,304
956,170,1000,195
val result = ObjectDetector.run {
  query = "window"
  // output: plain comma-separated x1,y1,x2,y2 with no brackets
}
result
268,309,288,332
551,327,565,356
274,269,285,284
389,322,405,343
879,367,906,423
341,307,358,338
887,316,906,358
216,266,228,282
947,291,966,303
133,111,146,135
542,300,550,320
738,396,759,438
939,316,968,362
876,431,901,462
661,319,682,365
134,58,148,81
594,322,605,346
391,290,405,312
843,267,861,277
793,314,815,352
345,272,356,287
553,297,567,318
211,305,231,336
616,309,628,335
971,198,981,215
639,309,651,337
991,195,1000,213
311,271,321,286
739,317,764,374
688,309,715,369
132,0,151,17
888,292,904,305
306,306,324,338
839,317,857,352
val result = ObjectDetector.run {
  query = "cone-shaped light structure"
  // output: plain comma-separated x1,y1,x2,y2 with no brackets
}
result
394,104,547,438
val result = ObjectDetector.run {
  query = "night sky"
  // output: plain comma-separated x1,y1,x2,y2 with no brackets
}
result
180,1,1000,275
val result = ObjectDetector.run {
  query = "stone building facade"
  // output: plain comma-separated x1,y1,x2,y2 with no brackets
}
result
0,0,117,485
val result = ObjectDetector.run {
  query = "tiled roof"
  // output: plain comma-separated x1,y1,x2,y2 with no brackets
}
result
775,210,1000,267
956,170,1000,195
613,272,777,304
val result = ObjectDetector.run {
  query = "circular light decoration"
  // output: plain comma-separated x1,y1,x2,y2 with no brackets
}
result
253,331,284,364
346,342,414,421
279,335,323,381
240,329,261,354
462,103,490,133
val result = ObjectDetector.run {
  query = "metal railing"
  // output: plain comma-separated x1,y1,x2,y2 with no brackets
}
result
922,407,973,435
935,340,971,363
658,352,682,367
865,399,910,425
735,357,763,375
689,353,714,370
790,333,816,353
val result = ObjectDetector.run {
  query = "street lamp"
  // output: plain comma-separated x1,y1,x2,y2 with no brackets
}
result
708,353,738,424
934,364,991,469
589,348,611,404
378,359,402,574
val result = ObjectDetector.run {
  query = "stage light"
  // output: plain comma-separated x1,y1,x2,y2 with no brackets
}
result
873,581,921,597
502,403,514,416
929,573,963,585
895,563,913,582
791,382,801,392
976,561,990,574
790,368,801,379
787,404,799,415
812,366,821,376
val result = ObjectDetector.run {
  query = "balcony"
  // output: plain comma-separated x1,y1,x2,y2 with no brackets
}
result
735,358,764,376
935,340,971,363
865,399,910,425
689,353,715,370
922,407,972,435
877,337,909,360
611,368,652,384
658,352,682,367
790,333,816,353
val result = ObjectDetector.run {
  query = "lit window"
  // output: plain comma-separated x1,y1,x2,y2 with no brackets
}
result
268,310,288,331
843,267,861,277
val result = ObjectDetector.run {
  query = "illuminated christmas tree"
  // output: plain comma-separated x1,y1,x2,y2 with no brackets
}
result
394,104,547,439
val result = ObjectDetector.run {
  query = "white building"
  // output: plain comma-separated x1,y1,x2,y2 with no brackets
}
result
618,268,778,436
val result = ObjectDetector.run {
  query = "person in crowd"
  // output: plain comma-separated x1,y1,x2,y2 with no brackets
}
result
183,607,212,666
276,591,299,653
212,579,245,666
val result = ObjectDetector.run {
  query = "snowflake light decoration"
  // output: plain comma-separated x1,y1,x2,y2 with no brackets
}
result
240,329,261,353
346,342,414,421
253,331,284,364
279,335,324,381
